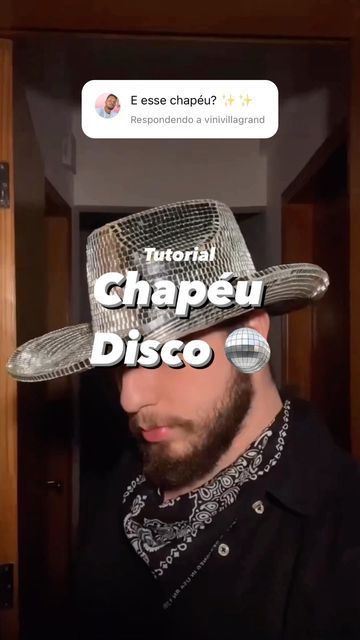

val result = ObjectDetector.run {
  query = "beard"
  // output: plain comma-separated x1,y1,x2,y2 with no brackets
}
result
128,370,253,490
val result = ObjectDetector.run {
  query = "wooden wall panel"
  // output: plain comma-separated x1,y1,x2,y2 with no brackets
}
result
0,0,355,39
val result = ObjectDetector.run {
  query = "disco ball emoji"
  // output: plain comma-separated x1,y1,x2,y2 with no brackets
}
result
224,327,271,374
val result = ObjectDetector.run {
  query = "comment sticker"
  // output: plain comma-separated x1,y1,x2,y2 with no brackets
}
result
82,80,278,139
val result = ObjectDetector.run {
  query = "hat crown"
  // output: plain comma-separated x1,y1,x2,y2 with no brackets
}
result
85,199,255,335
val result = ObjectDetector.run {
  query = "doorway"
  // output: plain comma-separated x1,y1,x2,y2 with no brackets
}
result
282,123,350,450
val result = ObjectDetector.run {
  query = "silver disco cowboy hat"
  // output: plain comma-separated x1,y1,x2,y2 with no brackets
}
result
6,199,329,382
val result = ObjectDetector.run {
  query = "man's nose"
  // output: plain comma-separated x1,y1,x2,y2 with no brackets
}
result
119,366,159,414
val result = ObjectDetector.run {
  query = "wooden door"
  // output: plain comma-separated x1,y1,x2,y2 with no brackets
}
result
282,126,350,450
19,180,74,638
0,38,18,640
43,181,74,624
16,177,73,639
1,54,74,637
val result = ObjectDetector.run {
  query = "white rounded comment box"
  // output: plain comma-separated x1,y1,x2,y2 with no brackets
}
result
82,80,278,139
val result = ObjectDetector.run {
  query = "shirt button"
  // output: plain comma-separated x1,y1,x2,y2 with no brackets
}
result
218,543,230,557
252,500,265,515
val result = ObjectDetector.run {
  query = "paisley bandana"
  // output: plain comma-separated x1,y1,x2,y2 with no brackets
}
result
122,400,291,591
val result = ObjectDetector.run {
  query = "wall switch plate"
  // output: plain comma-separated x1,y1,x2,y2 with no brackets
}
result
61,134,76,173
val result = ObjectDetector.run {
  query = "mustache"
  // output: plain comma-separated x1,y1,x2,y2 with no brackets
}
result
129,414,194,434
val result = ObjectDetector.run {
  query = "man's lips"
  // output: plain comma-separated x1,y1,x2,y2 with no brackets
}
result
140,426,172,443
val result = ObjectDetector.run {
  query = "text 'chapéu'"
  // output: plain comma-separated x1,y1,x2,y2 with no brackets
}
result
94,270,266,319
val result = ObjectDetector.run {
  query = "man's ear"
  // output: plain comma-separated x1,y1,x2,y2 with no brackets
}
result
243,310,270,340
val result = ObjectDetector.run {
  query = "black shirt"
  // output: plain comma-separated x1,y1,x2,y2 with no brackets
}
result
120,399,291,606
72,398,360,639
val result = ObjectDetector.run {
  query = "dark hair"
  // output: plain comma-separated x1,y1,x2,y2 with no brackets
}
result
106,93,118,100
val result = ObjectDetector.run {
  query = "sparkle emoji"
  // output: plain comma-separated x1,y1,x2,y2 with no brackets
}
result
239,94,253,106
223,94,235,106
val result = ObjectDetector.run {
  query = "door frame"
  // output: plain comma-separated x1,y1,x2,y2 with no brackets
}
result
281,123,350,448
0,38,18,640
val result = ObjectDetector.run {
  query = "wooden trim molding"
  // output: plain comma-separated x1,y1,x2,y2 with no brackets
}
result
0,38,19,640
349,10,360,458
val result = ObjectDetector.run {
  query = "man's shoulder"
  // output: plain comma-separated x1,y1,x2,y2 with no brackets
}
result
270,396,360,522
295,396,360,474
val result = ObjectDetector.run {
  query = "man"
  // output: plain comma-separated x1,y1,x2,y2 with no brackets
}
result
7,200,360,639
96,93,119,118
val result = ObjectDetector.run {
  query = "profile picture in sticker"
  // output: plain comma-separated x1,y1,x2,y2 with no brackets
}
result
95,93,120,119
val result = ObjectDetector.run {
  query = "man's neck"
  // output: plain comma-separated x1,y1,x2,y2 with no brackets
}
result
163,383,283,502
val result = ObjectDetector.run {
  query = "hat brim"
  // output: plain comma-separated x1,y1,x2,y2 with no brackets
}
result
6,263,329,382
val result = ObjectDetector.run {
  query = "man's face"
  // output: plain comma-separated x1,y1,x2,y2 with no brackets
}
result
105,95,117,111
116,325,253,489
